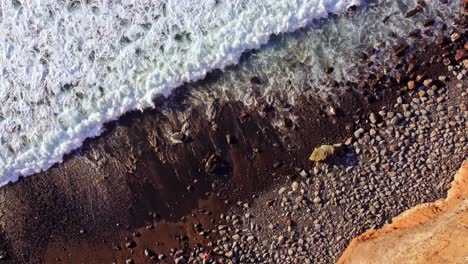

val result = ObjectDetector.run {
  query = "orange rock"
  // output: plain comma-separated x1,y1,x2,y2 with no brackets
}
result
407,80,416,90
337,160,468,264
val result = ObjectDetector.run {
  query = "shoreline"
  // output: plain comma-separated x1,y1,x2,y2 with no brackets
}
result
0,2,466,263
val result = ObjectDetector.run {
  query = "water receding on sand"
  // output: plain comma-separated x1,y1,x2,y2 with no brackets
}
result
0,0,460,185
188,0,460,104
0,0,360,185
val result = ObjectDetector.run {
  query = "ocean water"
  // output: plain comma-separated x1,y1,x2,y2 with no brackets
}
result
0,0,459,185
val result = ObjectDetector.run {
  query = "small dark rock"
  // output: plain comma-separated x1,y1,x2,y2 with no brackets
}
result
172,132,188,143
273,161,283,169
408,29,421,38
125,240,136,248
144,249,156,258
250,76,262,84
423,18,435,27
0,250,8,260
226,133,236,144
405,6,422,18
187,185,194,192
258,102,271,112
455,49,467,61
112,244,122,251
347,5,357,12
393,42,409,57
285,219,295,227
205,154,229,175
407,63,416,73
436,35,446,46
442,58,451,66
283,117,293,128
345,123,354,132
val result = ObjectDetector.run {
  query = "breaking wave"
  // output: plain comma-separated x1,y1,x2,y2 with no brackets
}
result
0,0,360,185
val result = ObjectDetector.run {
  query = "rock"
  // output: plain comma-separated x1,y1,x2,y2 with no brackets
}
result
144,249,155,257
337,162,468,264
309,145,336,162
354,128,365,138
369,113,378,124
460,103,467,112
443,58,451,66
415,74,426,82
273,161,283,169
172,132,188,143
226,134,236,144
0,250,8,260
407,81,416,90
250,76,262,84
125,241,136,248
451,32,461,42
313,197,321,204
125,259,134,264
205,154,228,174
393,42,409,56
327,105,337,116
455,49,467,61
283,117,293,128
423,18,435,27
285,219,295,227
292,181,299,192
278,187,287,195
422,79,433,87
405,7,421,18
436,35,446,46
158,254,166,260
278,235,285,244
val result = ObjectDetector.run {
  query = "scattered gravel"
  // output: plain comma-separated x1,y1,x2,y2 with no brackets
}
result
175,52,467,264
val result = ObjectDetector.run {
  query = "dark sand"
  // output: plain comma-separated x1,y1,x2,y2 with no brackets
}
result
0,2,466,263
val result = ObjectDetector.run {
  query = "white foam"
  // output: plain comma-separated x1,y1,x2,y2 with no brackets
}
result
0,0,362,185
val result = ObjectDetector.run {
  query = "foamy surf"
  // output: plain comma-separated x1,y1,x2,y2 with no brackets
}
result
0,0,362,185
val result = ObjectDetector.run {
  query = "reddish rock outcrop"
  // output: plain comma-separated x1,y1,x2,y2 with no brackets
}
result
338,160,468,264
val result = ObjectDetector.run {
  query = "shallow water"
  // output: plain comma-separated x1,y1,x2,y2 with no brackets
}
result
0,0,460,185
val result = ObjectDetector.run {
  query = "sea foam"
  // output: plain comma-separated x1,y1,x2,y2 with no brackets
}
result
0,0,361,185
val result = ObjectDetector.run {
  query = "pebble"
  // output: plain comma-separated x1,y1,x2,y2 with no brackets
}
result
278,187,287,195
354,128,365,138
174,26,467,264
291,182,299,192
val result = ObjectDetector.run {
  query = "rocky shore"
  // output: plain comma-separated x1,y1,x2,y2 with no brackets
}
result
0,1,466,264
337,160,468,264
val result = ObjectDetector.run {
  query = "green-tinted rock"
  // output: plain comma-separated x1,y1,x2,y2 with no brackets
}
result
309,145,335,162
